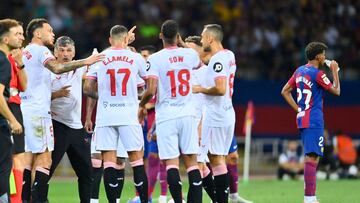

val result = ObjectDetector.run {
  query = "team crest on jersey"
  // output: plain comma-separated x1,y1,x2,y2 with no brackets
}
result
213,62,223,72
103,101,108,108
146,61,151,71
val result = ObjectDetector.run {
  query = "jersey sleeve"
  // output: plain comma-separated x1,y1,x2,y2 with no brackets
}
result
208,56,226,81
146,56,159,79
39,46,55,66
316,70,333,90
0,56,11,87
86,64,98,80
136,75,145,87
286,73,296,88
137,54,148,79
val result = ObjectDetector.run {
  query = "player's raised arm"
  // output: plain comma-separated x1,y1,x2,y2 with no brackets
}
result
45,53,104,74
281,74,298,112
327,60,341,96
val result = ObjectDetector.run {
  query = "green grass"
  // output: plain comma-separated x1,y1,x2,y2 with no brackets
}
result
48,178,360,203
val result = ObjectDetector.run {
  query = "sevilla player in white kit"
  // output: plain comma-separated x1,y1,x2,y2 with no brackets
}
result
139,20,203,203
21,18,103,203
84,25,148,203
193,24,236,203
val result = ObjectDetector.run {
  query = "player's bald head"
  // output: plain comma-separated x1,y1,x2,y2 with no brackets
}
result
110,25,128,39
203,24,223,42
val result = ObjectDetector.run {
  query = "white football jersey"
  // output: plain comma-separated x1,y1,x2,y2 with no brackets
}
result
192,64,207,120
20,44,55,118
86,48,147,127
50,67,86,129
202,49,236,127
147,46,200,123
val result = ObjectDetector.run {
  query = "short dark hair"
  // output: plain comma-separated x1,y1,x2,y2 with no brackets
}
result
161,20,179,44
110,25,128,38
184,36,202,47
26,18,48,40
140,45,156,54
0,18,21,39
204,24,223,42
305,42,328,60
55,36,75,48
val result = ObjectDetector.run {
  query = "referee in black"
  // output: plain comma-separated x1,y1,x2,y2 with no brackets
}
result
46,36,92,202
0,18,23,202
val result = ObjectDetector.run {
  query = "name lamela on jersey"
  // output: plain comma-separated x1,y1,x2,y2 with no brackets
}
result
102,55,134,66
295,76,313,88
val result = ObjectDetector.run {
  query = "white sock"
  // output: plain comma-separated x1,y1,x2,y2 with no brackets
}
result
230,193,238,199
90,199,99,203
304,196,317,202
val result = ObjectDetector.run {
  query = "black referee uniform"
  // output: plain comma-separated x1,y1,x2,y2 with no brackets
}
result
0,50,13,202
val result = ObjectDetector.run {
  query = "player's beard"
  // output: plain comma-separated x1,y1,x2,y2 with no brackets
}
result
44,42,54,50
203,45,211,52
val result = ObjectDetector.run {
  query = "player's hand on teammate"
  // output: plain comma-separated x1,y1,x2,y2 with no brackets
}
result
84,119,93,133
177,34,187,48
192,85,202,94
53,85,71,99
127,26,136,45
329,60,339,72
9,119,23,135
84,53,105,66
138,106,147,124
11,48,24,67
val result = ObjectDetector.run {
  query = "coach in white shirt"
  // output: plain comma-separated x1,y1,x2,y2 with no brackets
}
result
47,36,92,203
21,18,103,203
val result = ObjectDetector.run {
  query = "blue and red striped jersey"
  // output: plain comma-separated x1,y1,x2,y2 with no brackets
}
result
287,64,333,129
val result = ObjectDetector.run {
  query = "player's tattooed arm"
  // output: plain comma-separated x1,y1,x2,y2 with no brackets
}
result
45,53,104,74
281,83,298,112
83,79,98,99
139,78,157,107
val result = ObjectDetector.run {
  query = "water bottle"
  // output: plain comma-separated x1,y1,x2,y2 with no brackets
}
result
324,59,340,72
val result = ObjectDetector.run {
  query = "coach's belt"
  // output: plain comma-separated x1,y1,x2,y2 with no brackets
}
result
10,88,19,97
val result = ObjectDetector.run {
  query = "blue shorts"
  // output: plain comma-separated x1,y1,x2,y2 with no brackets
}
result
300,128,324,156
142,120,149,158
149,140,158,153
228,135,238,154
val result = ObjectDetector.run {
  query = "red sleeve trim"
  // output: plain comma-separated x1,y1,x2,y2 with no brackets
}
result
86,76,97,80
147,75,158,80
215,76,226,80
43,57,55,66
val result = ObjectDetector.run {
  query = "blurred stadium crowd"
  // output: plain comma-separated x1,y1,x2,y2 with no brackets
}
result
2,0,360,80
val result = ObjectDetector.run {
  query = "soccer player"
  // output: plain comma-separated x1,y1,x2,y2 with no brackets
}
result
129,45,168,203
84,25,148,203
47,36,92,202
139,20,203,203
0,18,23,203
184,35,216,202
226,135,252,203
21,18,103,203
5,21,27,203
193,24,236,203
281,42,340,203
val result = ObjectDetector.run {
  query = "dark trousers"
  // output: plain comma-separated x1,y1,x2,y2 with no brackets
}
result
0,123,12,200
49,120,92,203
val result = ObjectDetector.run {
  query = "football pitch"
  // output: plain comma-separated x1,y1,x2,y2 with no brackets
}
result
48,178,359,203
